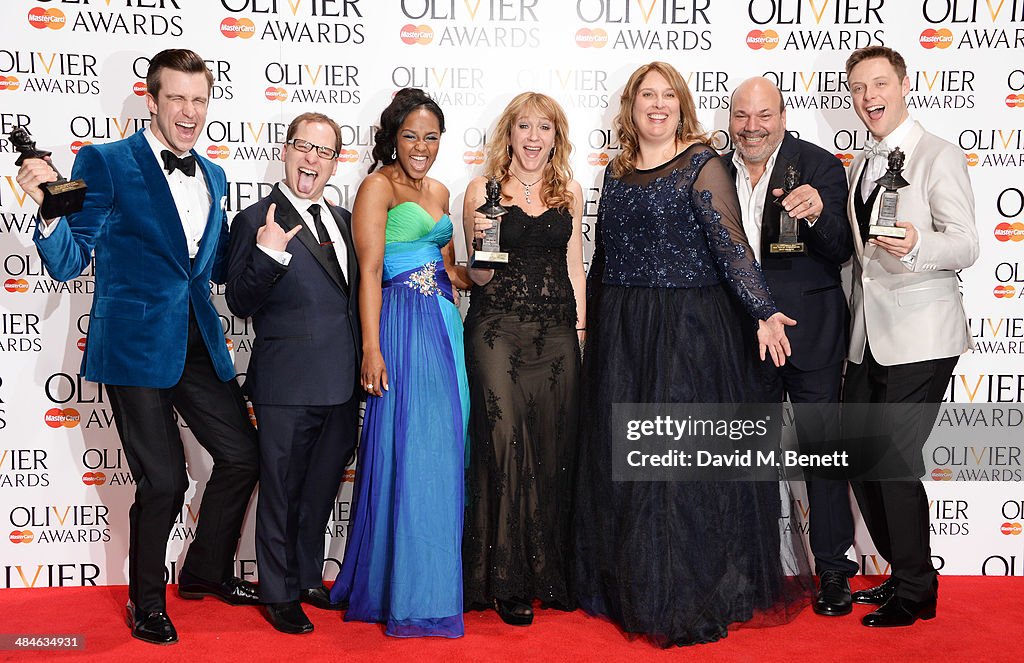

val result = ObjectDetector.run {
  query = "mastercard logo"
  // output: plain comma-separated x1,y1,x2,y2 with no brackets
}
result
835,153,854,167
264,86,287,102
965,152,979,167
930,467,953,481
462,150,484,165
575,28,609,48
77,337,87,351
1001,521,1023,535
399,24,433,45
220,17,256,39
0,76,20,92
994,221,1024,242
71,140,93,155
247,403,258,428
206,145,230,159
225,337,234,352
343,468,355,483
132,81,148,97
919,28,953,49
9,530,34,544
44,407,81,428
82,471,107,486
999,94,1024,108
994,284,1017,298
587,152,610,167
746,29,780,50
338,149,359,163
28,7,66,30
4,278,29,293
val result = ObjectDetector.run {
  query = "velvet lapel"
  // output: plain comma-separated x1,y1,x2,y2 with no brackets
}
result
191,153,223,278
128,132,189,272
270,184,347,293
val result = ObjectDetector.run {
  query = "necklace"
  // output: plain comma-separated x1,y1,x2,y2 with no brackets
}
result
509,171,543,205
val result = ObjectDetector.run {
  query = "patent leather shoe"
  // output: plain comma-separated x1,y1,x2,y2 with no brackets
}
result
264,601,314,634
177,571,260,606
300,585,347,611
862,595,936,627
494,598,533,626
851,577,898,605
813,570,852,616
125,601,177,645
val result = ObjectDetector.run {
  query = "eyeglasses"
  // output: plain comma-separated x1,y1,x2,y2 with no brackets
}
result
286,138,339,160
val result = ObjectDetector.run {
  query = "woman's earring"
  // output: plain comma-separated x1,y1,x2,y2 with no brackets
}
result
391,148,397,160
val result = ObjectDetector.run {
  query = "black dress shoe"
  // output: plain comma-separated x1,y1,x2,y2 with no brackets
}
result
494,598,533,626
177,571,260,606
813,570,852,616
300,586,347,611
862,595,936,627
125,601,177,645
264,601,314,634
852,577,898,605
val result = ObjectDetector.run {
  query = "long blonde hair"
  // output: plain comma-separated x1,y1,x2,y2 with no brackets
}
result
482,92,575,211
610,62,709,178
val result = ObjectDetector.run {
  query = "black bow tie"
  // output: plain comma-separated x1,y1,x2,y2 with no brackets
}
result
161,150,196,177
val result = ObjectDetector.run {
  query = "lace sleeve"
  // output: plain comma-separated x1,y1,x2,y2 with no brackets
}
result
687,151,778,321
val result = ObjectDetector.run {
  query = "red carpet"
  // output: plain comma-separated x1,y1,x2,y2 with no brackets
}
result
1,577,1019,662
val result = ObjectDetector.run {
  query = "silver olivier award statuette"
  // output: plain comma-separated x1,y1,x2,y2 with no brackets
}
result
10,126,87,219
470,177,509,269
869,147,909,239
770,164,806,255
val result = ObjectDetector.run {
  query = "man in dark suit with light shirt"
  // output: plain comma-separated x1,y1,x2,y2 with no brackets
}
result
226,112,361,635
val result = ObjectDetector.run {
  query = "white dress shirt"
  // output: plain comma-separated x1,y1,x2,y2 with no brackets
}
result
259,183,349,280
732,143,782,263
142,129,210,259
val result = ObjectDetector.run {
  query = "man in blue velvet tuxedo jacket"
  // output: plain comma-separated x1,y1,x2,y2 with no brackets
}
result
722,77,857,618
225,113,360,635
16,49,258,646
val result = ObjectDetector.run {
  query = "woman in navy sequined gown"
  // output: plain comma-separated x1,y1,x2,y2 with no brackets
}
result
572,62,814,647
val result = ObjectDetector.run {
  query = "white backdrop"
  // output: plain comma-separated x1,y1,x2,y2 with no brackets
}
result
1,0,1022,588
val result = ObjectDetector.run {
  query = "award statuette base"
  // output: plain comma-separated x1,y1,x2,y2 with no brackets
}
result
40,179,88,220
769,241,806,255
470,250,509,270
868,224,907,239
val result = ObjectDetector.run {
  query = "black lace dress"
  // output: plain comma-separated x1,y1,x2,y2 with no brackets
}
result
572,145,813,646
462,204,580,612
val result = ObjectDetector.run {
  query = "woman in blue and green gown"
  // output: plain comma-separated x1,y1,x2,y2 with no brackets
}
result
330,88,472,638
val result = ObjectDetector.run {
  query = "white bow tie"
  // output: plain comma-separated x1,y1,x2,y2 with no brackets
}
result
865,140,890,160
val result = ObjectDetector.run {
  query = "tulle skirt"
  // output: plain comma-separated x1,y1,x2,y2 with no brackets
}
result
572,283,814,647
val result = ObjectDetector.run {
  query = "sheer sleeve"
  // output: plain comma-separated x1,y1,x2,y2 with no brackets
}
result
687,150,779,321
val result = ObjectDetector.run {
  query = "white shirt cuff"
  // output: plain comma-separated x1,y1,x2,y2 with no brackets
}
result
900,234,922,268
37,215,62,238
257,244,292,266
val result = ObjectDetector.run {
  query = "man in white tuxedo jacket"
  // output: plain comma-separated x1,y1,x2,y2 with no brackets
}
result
842,46,978,628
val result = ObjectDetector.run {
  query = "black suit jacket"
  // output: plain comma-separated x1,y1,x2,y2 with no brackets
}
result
723,132,853,371
225,183,361,405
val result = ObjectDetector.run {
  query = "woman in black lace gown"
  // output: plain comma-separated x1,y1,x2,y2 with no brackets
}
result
572,62,814,646
461,92,586,626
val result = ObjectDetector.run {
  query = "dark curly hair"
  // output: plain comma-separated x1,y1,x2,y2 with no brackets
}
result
369,88,445,173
